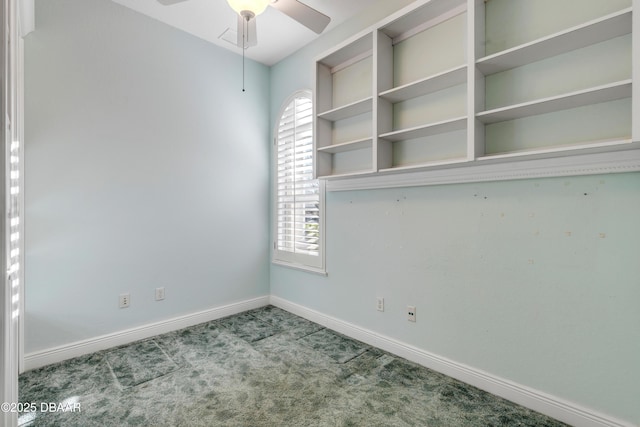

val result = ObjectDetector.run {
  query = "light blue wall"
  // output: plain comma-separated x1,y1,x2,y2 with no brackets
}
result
24,0,270,352
269,2,640,424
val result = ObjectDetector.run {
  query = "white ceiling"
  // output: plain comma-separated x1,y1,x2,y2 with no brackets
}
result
111,0,374,66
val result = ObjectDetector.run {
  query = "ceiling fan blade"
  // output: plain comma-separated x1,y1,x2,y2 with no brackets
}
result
156,0,189,5
270,0,330,34
236,14,258,48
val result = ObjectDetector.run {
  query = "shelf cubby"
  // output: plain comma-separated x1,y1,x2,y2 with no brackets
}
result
478,138,634,162
316,97,373,122
476,8,632,76
316,137,372,154
481,0,633,56
378,0,466,43
380,116,467,142
477,80,632,124
379,157,468,174
379,65,467,104
316,145,374,179
381,128,468,171
483,97,632,157
315,33,373,116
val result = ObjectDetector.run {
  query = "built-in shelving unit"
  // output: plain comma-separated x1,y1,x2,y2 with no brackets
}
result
313,0,640,186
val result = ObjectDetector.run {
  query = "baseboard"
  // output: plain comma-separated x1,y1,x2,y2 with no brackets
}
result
24,295,270,371
270,296,634,427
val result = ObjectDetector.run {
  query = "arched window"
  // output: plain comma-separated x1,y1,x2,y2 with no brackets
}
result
273,91,325,273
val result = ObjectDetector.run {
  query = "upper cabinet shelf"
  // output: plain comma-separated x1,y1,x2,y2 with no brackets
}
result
313,0,639,185
476,8,633,75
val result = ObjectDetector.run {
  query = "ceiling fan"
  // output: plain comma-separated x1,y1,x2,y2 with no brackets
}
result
157,0,331,48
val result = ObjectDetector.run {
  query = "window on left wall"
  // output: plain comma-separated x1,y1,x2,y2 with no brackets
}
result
273,90,325,274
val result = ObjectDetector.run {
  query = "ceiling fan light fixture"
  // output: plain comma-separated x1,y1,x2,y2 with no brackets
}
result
226,0,270,16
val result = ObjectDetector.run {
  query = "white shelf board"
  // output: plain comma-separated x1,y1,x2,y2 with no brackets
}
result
318,169,376,180
317,97,373,122
379,65,467,103
379,116,467,142
478,138,633,161
379,157,469,173
317,137,373,154
476,8,632,75
476,80,632,124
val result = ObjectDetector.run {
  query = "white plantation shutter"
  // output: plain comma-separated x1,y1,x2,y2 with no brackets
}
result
6,136,22,381
274,91,324,271
3,0,25,421
7,139,21,320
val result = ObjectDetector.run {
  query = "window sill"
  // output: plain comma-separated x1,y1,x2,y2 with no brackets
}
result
272,259,328,276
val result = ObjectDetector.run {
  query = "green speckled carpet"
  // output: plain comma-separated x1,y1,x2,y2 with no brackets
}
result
19,306,567,426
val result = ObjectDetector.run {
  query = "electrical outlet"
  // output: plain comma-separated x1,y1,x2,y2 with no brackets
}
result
155,287,165,301
119,293,130,308
376,297,384,312
407,305,416,322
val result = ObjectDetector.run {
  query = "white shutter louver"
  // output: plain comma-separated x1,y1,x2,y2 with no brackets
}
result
8,139,21,320
276,95,321,259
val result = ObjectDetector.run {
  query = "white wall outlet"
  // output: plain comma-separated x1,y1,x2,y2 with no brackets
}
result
407,305,416,322
155,287,165,301
119,293,130,308
376,297,384,312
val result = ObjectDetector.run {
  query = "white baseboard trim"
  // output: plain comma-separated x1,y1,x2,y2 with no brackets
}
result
24,296,270,372
270,296,634,427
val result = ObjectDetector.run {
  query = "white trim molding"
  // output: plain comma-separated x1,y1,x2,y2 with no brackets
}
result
270,296,635,427
23,296,270,371
18,0,34,37
326,145,640,191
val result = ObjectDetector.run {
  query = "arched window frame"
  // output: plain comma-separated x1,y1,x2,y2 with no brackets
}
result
272,90,325,274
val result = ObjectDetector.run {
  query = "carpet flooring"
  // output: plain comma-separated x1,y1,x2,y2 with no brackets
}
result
18,306,568,426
